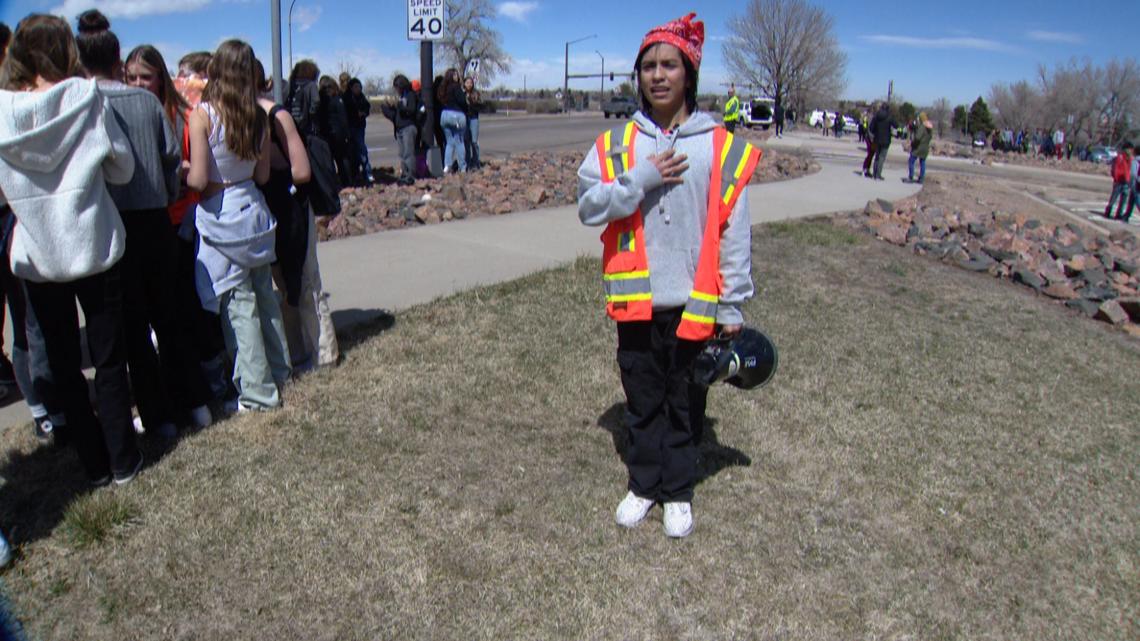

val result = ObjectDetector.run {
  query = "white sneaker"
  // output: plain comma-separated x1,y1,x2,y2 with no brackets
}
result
663,502,693,538
615,491,654,528
0,530,11,567
132,416,145,435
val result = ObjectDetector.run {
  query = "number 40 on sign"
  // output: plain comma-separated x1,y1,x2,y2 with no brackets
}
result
407,0,445,41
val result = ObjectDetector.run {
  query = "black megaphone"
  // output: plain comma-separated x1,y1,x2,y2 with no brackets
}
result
691,326,778,390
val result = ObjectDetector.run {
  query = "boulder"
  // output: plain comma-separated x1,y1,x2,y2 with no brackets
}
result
1042,282,1078,300
1078,285,1118,302
1065,299,1100,317
877,222,909,246
1095,299,1130,325
1012,269,1045,290
525,185,549,206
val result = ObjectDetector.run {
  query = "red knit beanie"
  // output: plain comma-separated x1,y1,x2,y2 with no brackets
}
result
638,12,705,69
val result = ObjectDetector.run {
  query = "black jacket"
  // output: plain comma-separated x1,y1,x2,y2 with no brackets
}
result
287,79,320,136
345,92,371,130
870,108,895,147
318,94,350,142
441,83,467,112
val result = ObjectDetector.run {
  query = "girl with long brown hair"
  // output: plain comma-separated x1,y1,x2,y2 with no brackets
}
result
187,39,290,411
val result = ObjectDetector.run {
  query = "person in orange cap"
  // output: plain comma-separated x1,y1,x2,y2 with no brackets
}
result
578,12,761,538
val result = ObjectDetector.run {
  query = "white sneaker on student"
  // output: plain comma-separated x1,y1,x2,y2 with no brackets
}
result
663,502,693,538
615,491,654,528
0,530,11,568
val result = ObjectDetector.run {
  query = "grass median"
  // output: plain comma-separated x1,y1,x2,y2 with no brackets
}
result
1,219,1137,640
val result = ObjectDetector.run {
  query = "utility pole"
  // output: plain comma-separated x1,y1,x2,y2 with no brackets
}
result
270,0,284,104
596,50,604,102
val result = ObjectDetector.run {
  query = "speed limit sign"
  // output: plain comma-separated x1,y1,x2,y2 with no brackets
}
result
408,0,445,41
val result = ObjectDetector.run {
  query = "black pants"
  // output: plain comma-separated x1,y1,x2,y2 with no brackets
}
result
873,143,889,178
25,264,140,481
122,210,212,426
616,309,708,503
725,121,736,134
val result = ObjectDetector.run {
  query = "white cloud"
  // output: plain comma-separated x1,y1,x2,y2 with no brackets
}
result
292,5,322,33
1026,30,1083,44
50,0,211,19
498,1,538,23
861,34,1019,53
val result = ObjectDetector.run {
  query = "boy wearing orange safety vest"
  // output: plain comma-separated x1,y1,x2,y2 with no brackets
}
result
577,13,759,538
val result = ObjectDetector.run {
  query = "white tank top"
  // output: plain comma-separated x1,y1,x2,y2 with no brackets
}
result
201,102,258,184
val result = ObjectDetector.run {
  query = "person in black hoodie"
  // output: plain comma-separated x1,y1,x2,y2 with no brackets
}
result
382,74,420,185
869,102,896,181
317,75,356,188
344,77,373,186
287,60,341,217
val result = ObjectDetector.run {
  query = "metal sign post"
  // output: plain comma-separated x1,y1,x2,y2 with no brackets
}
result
409,0,445,176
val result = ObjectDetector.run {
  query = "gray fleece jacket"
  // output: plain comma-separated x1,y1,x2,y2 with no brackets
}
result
577,110,753,325
0,78,134,282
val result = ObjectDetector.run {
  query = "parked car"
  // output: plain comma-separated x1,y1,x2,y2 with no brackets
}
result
972,131,987,147
842,114,859,133
1087,145,1118,164
742,97,774,129
808,109,835,128
602,95,637,119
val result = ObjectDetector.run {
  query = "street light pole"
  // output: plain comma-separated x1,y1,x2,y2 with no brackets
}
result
270,0,283,104
563,33,596,112
596,50,604,103
288,0,298,72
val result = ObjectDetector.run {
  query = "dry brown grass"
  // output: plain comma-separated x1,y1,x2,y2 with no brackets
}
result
1,219,1138,640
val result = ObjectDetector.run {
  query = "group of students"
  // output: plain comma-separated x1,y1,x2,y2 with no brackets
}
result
382,67,484,184
0,10,345,561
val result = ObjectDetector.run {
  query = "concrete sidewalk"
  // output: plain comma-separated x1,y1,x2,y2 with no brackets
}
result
0,158,919,432
318,158,920,318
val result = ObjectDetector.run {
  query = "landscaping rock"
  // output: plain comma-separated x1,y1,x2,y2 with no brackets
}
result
1095,300,1130,325
1078,285,1118,302
1065,299,1100,317
1013,269,1045,290
877,222,909,246
1042,282,1079,300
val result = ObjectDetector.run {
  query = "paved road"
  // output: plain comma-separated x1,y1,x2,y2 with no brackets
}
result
363,112,607,169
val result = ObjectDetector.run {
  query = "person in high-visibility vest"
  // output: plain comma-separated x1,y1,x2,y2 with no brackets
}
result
577,12,760,539
723,84,740,134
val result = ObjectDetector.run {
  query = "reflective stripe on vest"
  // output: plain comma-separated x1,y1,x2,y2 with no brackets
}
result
597,122,653,321
676,127,762,341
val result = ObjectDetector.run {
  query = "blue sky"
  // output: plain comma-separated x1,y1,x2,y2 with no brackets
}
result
0,0,1132,107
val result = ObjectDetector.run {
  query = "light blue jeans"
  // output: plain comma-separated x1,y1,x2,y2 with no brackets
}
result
219,265,291,409
441,109,467,172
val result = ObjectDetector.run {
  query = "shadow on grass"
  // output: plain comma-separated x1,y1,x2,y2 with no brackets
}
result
596,402,752,487
0,443,92,548
332,309,397,355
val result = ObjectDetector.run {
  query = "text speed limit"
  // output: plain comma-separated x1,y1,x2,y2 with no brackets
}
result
408,0,445,41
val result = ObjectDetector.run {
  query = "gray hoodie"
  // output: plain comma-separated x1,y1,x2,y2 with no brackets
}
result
578,110,753,325
0,78,134,282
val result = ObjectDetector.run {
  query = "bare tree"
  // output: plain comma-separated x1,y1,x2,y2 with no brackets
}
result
1037,58,1100,141
988,80,1040,132
362,76,385,96
928,97,950,138
722,0,847,115
336,58,364,81
436,0,510,87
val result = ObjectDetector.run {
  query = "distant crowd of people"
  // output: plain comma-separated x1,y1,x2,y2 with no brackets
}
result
987,128,1075,159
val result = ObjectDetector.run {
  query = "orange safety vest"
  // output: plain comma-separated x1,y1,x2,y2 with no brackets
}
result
594,121,761,340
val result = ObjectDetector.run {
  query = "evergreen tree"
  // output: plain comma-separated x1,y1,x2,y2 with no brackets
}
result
967,96,994,135
952,105,968,133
